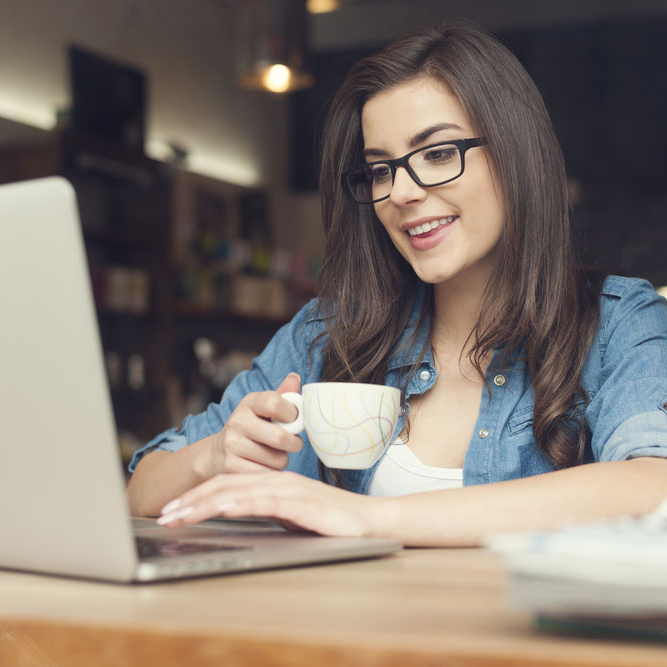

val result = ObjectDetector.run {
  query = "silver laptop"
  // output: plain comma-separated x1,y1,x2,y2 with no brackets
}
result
0,177,401,582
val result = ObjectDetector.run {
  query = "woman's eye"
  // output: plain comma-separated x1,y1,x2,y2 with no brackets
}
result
424,148,457,163
370,165,391,182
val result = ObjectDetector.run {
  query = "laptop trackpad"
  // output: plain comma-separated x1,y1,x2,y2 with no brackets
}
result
132,517,286,539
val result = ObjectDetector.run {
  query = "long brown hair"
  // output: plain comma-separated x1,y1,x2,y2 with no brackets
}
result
315,19,602,481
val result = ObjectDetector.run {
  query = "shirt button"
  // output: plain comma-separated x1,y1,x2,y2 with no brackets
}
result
493,374,506,386
419,370,431,382
478,428,490,439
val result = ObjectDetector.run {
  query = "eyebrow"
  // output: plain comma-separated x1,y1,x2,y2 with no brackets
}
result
363,122,464,159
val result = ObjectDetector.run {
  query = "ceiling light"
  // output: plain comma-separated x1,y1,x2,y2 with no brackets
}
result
263,64,292,93
235,0,314,94
307,0,342,13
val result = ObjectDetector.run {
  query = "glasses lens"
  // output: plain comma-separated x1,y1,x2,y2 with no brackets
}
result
346,143,465,204
408,144,462,186
347,163,392,203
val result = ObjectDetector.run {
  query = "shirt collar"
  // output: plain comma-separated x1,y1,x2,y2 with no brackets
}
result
387,287,433,371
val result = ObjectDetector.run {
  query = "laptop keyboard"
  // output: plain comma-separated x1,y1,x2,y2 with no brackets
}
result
136,536,249,559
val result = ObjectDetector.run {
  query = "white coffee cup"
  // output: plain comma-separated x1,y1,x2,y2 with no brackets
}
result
274,382,401,469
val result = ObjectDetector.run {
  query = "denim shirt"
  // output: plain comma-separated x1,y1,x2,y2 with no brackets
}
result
129,276,667,492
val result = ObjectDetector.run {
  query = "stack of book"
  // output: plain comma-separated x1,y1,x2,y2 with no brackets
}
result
488,496,667,641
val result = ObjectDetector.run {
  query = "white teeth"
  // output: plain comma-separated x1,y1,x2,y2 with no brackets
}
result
407,216,456,236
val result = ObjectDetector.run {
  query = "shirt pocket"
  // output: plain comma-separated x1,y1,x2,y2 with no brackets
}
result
507,399,588,437
506,399,588,477
508,409,533,436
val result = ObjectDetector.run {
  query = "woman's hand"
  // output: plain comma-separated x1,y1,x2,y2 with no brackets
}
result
127,373,305,518
202,372,305,477
150,458,667,547
157,470,383,538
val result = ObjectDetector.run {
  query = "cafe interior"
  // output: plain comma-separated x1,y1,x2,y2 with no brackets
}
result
0,1,666,664
1,0,665,451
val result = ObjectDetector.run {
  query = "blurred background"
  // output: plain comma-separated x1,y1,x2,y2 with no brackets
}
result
0,0,665,462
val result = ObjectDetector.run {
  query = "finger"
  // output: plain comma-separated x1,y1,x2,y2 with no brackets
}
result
160,476,306,528
224,440,290,471
168,488,333,536
222,399,303,458
222,453,280,474
244,391,299,425
159,470,297,519
211,487,369,538
160,473,373,538
240,417,303,454
160,471,278,517
276,372,301,394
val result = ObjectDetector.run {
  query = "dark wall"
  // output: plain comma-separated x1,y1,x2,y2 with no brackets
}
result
504,19,667,284
289,47,372,192
505,20,666,187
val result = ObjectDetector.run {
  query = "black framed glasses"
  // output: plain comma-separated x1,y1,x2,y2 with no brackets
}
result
343,137,487,205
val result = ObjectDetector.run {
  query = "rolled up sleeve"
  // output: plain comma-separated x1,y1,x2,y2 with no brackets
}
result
587,277,667,462
128,299,323,472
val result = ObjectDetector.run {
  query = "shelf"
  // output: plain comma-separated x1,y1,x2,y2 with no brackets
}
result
83,227,157,248
0,131,305,442
96,306,154,318
173,302,291,326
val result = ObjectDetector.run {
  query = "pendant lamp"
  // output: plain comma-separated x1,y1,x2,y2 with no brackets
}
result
236,0,314,94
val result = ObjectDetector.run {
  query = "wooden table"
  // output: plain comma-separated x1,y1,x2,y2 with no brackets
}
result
1,547,665,667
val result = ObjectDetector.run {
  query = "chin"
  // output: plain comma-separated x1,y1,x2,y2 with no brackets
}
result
412,270,453,285
405,258,455,284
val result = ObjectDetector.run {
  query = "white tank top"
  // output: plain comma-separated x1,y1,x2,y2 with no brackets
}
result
368,438,463,497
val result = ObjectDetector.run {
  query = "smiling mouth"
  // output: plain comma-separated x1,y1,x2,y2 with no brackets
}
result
406,216,458,237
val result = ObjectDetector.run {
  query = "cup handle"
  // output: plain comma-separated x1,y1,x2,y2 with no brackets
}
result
271,392,304,434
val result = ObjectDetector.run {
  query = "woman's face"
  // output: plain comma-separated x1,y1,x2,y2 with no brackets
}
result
361,76,504,291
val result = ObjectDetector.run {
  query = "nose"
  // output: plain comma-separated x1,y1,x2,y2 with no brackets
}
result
388,166,426,206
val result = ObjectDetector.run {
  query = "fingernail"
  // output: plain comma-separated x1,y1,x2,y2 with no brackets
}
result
215,501,237,513
157,506,194,525
160,498,182,515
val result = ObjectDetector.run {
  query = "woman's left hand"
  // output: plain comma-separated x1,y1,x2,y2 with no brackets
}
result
156,471,384,538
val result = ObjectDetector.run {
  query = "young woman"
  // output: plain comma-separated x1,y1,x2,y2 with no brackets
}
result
127,20,667,546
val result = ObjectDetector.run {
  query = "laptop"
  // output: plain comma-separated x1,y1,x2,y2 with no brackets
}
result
0,177,401,582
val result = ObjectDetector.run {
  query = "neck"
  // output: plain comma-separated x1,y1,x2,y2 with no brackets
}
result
430,275,489,358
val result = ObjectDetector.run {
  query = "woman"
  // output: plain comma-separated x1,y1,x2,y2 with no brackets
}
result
127,20,667,546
